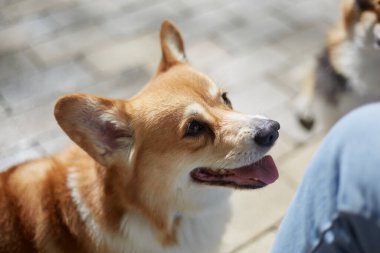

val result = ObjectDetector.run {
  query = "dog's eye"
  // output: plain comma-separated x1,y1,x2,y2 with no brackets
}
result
185,120,206,137
221,92,232,107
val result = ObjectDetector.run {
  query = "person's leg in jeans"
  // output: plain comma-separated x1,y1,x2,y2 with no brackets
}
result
271,103,380,253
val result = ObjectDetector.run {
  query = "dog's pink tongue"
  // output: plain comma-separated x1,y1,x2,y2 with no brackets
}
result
237,156,279,184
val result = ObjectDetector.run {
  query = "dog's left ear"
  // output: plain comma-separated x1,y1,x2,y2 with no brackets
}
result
54,94,133,167
157,20,187,73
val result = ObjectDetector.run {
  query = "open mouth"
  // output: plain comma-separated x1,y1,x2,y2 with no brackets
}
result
190,155,279,189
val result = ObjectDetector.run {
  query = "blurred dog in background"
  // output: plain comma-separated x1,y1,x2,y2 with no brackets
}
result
295,0,380,130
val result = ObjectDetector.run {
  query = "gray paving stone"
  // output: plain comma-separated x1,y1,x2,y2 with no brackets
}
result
0,61,93,111
178,8,239,42
278,135,323,187
79,0,124,17
236,230,277,253
178,0,242,18
30,25,111,65
0,0,75,22
0,0,12,7
216,14,294,53
83,33,159,76
226,0,278,19
0,93,11,116
103,1,182,38
228,77,290,116
78,66,150,99
209,45,289,92
0,16,58,54
37,128,71,155
269,55,315,94
273,25,327,58
220,177,295,253
187,39,231,73
271,0,339,29
45,4,104,30
0,52,38,82
0,104,7,119
0,116,24,154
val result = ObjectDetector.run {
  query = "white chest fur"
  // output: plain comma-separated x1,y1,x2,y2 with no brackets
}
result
67,170,231,253
81,204,231,253
119,203,231,253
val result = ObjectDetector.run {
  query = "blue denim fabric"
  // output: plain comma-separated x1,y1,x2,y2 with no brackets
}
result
271,103,380,253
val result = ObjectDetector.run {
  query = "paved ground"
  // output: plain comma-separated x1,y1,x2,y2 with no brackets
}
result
0,0,341,252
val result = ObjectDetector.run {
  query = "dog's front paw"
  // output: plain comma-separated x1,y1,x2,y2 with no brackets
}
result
294,95,315,131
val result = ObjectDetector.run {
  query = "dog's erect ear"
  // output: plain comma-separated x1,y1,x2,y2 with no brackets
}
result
54,94,133,167
157,20,187,73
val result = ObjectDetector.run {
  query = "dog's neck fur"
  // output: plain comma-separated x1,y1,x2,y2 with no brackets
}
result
62,146,176,246
61,145,230,253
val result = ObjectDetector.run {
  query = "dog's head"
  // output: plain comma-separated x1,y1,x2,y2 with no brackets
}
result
54,21,279,214
343,0,380,48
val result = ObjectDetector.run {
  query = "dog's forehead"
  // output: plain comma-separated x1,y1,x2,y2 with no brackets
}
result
129,65,227,124
149,65,220,99
127,67,228,133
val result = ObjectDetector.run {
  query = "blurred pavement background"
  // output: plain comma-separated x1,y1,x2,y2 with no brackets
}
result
0,0,341,252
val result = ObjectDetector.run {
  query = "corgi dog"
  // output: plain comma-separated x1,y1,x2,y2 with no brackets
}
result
296,0,380,130
0,20,280,253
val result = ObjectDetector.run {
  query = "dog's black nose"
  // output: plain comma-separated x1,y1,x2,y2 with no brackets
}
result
254,120,280,147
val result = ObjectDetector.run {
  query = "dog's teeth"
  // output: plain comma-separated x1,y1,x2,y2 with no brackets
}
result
206,168,216,175
204,168,233,176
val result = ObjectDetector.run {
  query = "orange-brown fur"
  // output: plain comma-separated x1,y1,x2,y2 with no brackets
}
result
0,152,87,252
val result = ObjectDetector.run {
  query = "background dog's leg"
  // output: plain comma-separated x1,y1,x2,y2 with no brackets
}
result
294,68,317,130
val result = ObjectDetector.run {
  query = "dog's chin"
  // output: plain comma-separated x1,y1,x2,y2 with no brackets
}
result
190,155,279,189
